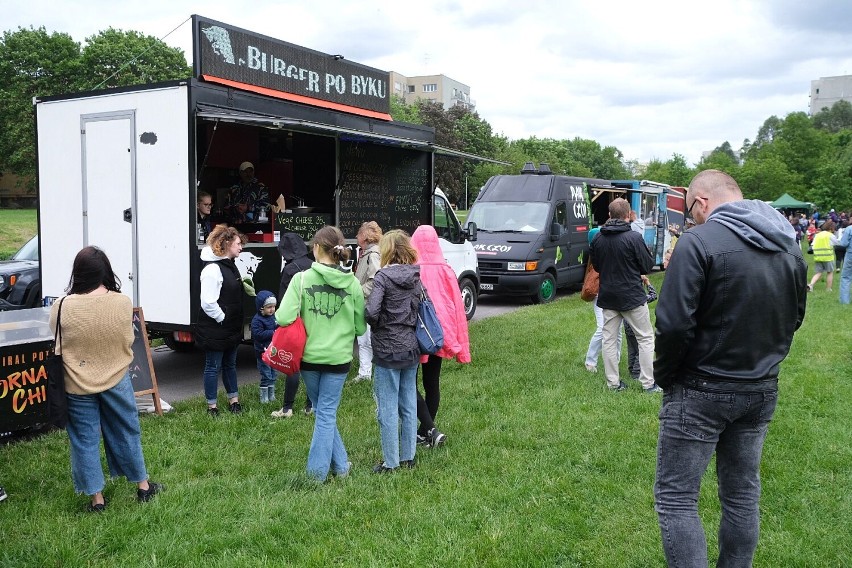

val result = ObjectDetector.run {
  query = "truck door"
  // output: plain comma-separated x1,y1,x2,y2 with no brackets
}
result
552,201,573,285
81,111,138,305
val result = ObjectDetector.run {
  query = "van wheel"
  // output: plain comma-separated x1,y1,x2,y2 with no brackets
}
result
459,277,477,320
164,335,196,353
532,273,557,304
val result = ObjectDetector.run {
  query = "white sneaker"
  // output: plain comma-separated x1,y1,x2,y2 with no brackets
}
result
351,375,371,383
585,363,597,373
271,408,293,418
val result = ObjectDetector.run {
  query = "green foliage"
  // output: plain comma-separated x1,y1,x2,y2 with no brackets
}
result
0,27,81,190
696,149,740,174
736,153,803,202
771,112,828,187
808,130,852,210
639,153,694,187
0,26,190,192
389,94,420,124
78,28,190,90
812,100,852,133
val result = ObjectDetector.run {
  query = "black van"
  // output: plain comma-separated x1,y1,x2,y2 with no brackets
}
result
466,163,609,303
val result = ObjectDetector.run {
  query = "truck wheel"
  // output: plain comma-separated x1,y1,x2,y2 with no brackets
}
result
26,286,42,308
532,273,557,304
164,335,196,353
459,277,478,320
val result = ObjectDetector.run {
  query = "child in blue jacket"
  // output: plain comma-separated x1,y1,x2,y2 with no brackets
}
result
251,290,278,403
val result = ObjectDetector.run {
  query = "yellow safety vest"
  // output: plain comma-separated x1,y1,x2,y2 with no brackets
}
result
812,230,835,263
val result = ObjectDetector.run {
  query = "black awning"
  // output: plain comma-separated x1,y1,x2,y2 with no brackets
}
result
196,105,509,165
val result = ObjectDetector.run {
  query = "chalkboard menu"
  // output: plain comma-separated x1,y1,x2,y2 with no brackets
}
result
274,212,332,240
130,308,162,415
337,142,430,239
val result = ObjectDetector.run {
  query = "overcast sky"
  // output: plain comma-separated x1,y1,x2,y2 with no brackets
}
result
7,0,852,166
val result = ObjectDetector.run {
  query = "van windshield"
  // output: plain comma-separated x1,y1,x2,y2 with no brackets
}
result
467,202,550,233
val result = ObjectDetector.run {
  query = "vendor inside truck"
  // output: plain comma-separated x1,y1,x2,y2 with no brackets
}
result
223,161,269,224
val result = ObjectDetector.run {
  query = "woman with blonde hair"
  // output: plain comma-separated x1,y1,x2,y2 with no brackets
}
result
365,229,422,472
352,221,383,382
195,224,248,416
276,225,365,482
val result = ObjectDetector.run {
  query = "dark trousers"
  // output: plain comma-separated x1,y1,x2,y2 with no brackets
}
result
416,355,442,436
624,322,640,379
283,373,311,411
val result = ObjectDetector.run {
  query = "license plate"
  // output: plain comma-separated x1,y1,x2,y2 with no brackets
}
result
480,283,494,291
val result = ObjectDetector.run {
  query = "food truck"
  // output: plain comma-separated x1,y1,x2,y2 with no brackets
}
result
34,16,481,351
610,180,675,268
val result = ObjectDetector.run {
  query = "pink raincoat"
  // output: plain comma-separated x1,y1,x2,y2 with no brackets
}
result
411,225,472,364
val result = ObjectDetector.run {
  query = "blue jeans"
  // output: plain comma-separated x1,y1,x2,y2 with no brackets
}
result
654,380,778,568
840,253,852,303
373,364,418,468
256,356,276,388
301,369,349,481
203,346,239,405
584,298,622,367
66,373,148,495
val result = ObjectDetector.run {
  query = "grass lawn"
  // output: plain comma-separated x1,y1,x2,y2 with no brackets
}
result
0,208,37,259
1,255,849,566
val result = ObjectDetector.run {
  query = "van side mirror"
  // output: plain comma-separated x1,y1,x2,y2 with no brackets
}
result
550,223,562,241
464,222,478,242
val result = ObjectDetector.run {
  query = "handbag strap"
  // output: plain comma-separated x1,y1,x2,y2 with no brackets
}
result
54,296,66,352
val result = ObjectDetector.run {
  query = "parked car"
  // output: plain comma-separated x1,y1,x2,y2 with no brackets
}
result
0,236,41,310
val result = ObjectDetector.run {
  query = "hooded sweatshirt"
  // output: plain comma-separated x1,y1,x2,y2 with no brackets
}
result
654,199,808,387
278,232,313,301
365,263,421,368
251,290,277,353
275,261,366,369
710,199,797,252
589,219,654,311
354,243,381,298
195,246,243,351
410,225,471,363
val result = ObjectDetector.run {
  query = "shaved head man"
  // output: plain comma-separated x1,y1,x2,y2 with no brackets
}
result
653,170,808,566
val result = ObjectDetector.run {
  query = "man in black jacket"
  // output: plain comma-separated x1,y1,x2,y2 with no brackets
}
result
589,198,660,393
653,170,808,567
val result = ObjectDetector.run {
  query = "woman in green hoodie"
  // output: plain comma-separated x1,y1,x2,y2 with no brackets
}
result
275,226,366,482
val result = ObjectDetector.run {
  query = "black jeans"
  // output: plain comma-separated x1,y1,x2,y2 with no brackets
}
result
416,355,442,436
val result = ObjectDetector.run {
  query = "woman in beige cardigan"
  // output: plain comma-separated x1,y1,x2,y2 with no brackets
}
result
50,246,162,512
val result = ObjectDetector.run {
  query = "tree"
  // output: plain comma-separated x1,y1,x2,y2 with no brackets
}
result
771,112,828,187
640,154,694,186
747,115,783,159
736,154,803,202
0,26,191,192
389,94,420,124
696,149,740,175
812,100,852,133
0,27,80,189
808,130,852,210
564,138,629,179
77,28,190,90
416,100,467,203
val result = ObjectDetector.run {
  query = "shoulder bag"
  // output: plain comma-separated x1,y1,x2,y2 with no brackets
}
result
581,262,599,302
45,297,69,429
263,273,308,375
416,283,444,355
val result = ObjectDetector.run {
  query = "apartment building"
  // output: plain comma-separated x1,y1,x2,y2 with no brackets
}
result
389,71,475,111
809,75,852,115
